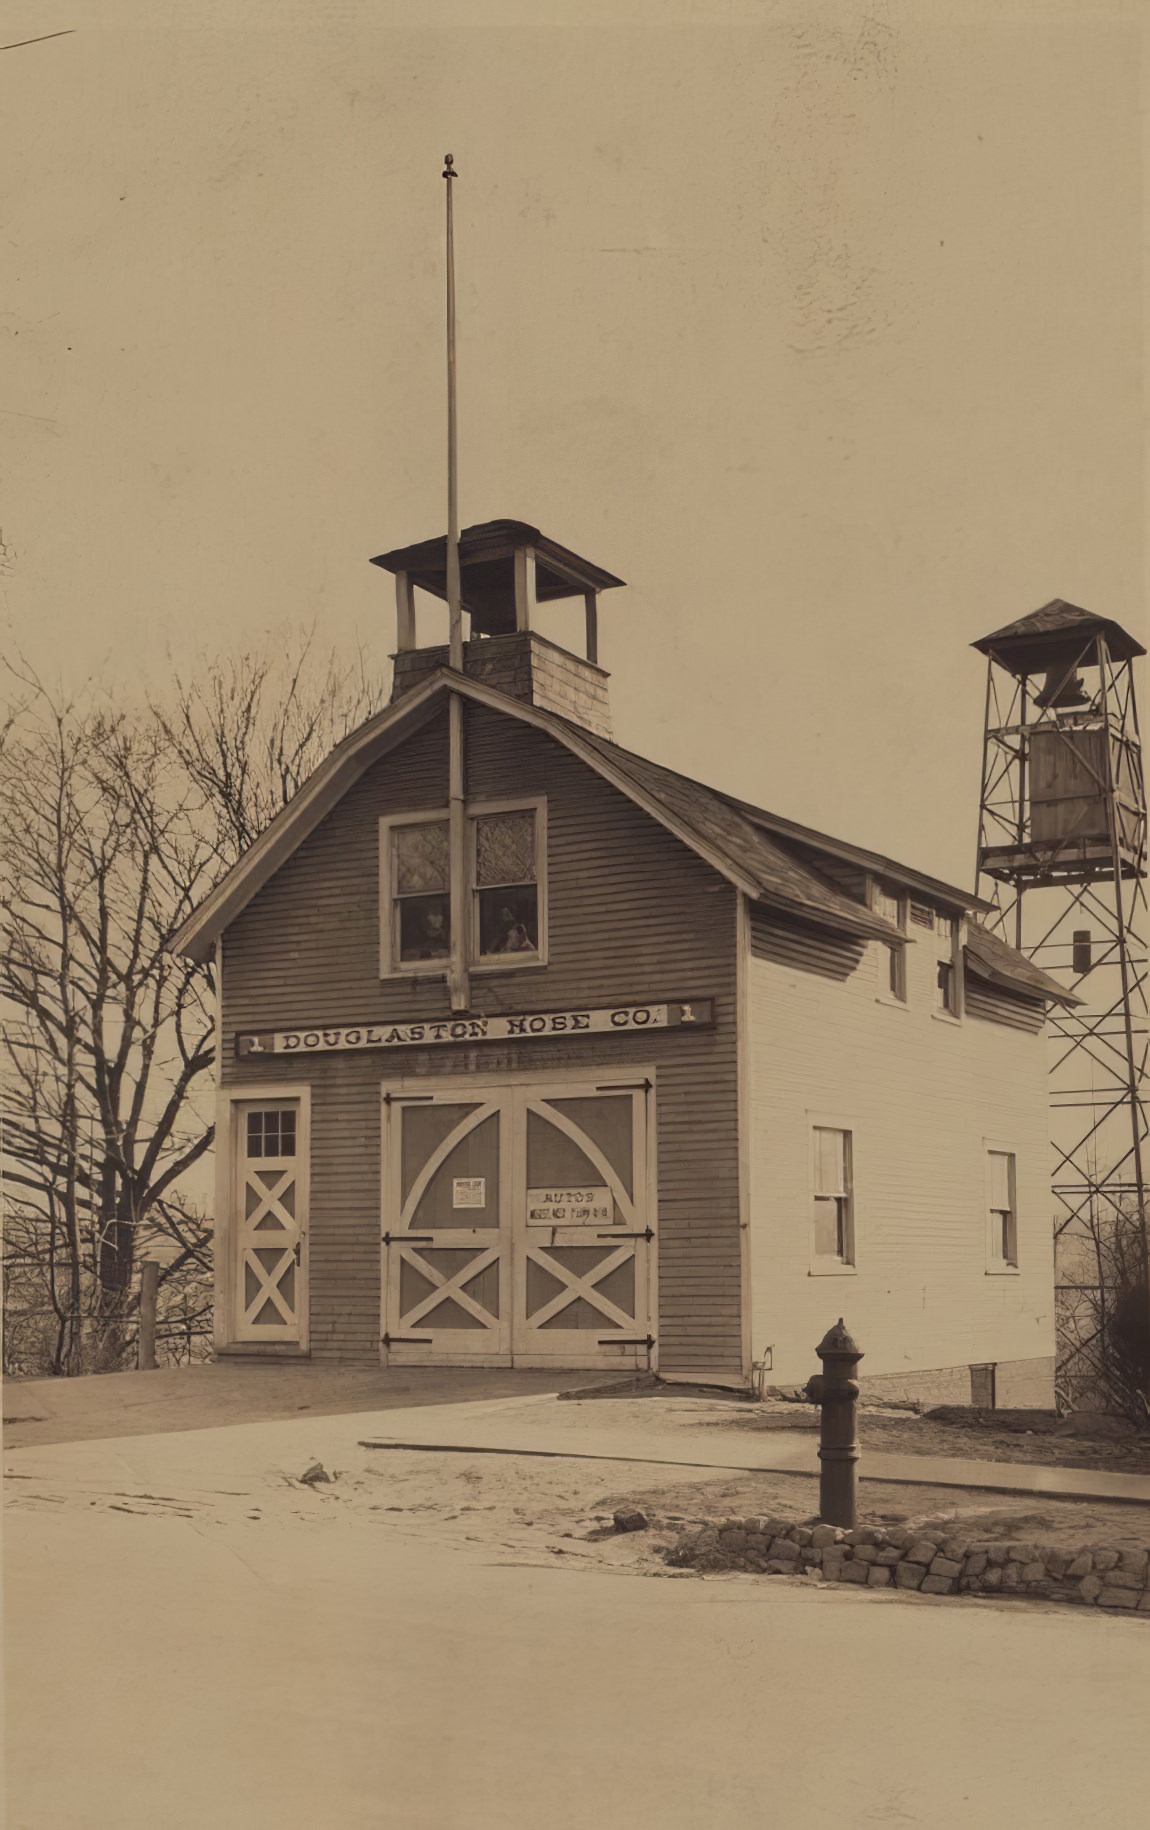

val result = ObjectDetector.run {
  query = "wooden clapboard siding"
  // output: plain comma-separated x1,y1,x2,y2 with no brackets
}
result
745,901,1054,1387
221,702,742,1372
964,975,1047,1034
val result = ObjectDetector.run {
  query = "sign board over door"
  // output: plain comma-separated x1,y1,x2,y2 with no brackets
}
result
237,1000,713,1057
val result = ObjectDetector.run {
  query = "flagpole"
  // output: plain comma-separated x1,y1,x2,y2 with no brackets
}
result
444,153,463,671
443,154,468,1010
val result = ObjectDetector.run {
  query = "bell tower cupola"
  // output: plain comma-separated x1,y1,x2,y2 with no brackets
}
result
371,519,623,740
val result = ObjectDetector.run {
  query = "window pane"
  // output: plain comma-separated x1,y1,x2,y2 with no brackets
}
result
937,961,955,1011
813,1127,845,1196
475,811,536,887
398,893,451,961
247,1112,263,1158
887,945,903,998
479,886,538,956
813,1197,841,1258
394,821,449,894
988,1151,1012,1211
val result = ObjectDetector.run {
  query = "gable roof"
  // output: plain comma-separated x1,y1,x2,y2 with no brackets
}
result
167,667,1064,1013
168,668,905,962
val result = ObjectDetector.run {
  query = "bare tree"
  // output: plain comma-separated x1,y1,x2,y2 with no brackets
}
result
1,634,383,1375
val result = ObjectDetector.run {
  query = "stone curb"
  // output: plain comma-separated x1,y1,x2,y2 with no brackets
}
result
662,1516,1150,1613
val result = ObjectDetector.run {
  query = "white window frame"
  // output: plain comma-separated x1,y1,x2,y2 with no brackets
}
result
809,1119,856,1275
379,798,548,980
932,911,964,1024
469,795,548,974
985,1144,1019,1274
871,881,908,1007
378,807,452,979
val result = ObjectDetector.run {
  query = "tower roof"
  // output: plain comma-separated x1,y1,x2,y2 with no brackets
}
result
972,599,1145,671
371,520,624,613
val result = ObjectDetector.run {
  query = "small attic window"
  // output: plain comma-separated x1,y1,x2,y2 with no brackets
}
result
909,903,935,929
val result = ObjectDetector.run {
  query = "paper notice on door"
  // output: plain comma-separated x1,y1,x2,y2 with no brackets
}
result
452,1177,486,1209
527,1187,613,1227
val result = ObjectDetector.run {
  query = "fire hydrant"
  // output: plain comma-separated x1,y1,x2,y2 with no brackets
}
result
804,1319,864,1528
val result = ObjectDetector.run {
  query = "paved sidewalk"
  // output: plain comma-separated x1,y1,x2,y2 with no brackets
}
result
357,1393,1150,1506
1,1362,614,1449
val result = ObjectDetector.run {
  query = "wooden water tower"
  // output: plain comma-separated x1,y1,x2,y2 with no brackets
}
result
973,600,1148,1408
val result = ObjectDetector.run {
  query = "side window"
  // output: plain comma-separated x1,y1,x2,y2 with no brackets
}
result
935,913,960,1016
987,1150,1018,1269
812,1127,854,1267
872,883,907,1002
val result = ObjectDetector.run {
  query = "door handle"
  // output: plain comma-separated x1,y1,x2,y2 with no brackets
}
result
293,1241,302,1267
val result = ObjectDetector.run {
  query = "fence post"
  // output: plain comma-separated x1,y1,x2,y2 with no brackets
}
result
138,1260,159,1371
804,1318,864,1528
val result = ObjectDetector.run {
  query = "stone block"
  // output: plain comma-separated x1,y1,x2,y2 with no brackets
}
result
768,1537,800,1561
821,1550,847,1579
867,1565,892,1588
1119,1550,1149,1578
1001,1564,1023,1590
920,1574,955,1595
745,1534,767,1554
844,1528,878,1547
980,1568,1003,1592
792,1528,814,1548
1078,1574,1103,1603
963,1552,989,1578
1098,1587,1140,1609
764,1559,795,1575
1138,1594,1150,1612
810,1525,839,1549
1092,1550,1120,1573
930,1557,963,1580
852,1543,880,1564
895,1562,926,1591
942,1539,970,1562
799,1548,823,1568
885,1527,913,1549
876,1546,904,1567
718,1529,747,1551
1065,1552,1092,1579
839,1560,869,1584
987,1544,1010,1565
1007,1543,1038,1565
1021,1562,1047,1584
1101,1568,1141,1591
905,1540,939,1566
1043,1551,1072,1580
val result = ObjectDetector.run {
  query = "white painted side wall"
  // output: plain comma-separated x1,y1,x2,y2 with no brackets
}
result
747,924,1055,1388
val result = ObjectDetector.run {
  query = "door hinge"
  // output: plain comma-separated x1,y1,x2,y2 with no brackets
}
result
597,1334,655,1350
293,1241,302,1266
595,1080,652,1093
382,1332,434,1347
382,1233,435,1247
595,1228,654,1242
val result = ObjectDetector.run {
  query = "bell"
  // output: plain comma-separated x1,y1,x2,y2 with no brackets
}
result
1034,665,1090,710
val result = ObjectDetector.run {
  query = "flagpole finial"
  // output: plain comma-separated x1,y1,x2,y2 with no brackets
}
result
443,153,456,180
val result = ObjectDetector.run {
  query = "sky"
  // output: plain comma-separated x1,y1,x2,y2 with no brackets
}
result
2,0,1147,892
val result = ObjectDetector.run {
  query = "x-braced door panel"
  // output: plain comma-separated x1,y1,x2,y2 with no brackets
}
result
517,1088,651,1364
383,1095,512,1361
234,1099,307,1344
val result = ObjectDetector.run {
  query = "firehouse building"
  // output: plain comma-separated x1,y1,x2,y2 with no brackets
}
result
172,522,1071,1401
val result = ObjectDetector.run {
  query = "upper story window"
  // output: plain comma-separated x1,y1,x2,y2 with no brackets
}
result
380,799,546,977
872,882,907,1002
935,912,960,1016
